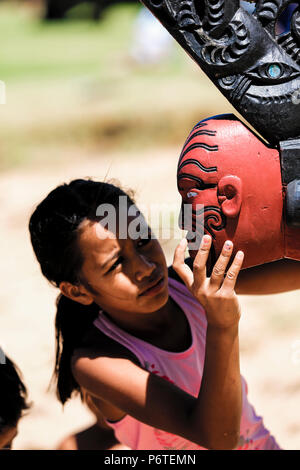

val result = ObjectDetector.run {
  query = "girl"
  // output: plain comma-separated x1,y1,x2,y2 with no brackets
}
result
29,178,279,450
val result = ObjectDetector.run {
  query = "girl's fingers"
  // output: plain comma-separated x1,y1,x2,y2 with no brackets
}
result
209,240,233,291
221,250,244,292
192,235,212,289
172,238,194,289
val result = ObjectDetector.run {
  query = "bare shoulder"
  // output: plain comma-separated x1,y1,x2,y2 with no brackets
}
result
71,325,145,396
71,336,157,425
71,325,145,421
71,341,146,393
73,324,141,366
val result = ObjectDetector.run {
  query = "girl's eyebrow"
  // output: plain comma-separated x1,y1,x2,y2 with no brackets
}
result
101,250,121,271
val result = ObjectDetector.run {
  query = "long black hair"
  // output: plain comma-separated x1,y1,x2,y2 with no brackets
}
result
29,179,135,405
0,354,30,430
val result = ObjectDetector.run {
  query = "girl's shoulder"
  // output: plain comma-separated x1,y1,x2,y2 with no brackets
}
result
73,323,141,367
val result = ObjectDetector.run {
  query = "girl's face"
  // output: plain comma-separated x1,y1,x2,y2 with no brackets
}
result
76,218,169,319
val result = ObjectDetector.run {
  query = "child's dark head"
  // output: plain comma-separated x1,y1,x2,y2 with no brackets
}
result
29,179,169,404
29,178,168,315
29,179,132,289
0,354,29,449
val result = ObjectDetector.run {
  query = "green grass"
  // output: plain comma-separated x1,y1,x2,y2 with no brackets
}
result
0,2,141,82
0,1,234,170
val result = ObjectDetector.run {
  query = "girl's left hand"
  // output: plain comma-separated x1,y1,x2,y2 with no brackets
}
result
172,235,244,329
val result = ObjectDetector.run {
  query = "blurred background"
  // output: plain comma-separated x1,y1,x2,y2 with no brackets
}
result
0,0,300,450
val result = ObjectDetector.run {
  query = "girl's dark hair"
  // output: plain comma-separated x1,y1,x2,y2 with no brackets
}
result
29,178,135,404
0,355,29,429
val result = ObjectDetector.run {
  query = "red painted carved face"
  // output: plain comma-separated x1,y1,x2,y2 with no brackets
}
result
177,115,284,269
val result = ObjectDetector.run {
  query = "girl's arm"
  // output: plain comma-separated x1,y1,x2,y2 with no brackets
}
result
173,236,242,449
235,259,300,295
72,237,243,450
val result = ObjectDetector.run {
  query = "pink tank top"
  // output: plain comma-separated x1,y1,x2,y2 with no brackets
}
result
93,277,280,450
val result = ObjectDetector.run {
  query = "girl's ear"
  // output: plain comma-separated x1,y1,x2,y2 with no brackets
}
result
217,175,242,218
59,281,94,306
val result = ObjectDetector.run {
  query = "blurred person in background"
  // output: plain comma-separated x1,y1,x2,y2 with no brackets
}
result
44,0,139,20
57,392,130,450
130,8,173,65
0,352,30,450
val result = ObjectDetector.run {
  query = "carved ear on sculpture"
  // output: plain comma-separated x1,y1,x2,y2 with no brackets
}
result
217,176,242,218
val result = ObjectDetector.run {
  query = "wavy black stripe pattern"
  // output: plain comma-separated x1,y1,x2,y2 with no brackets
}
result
192,122,208,131
178,121,218,167
178,158,218,173
178,143,219,168
182,129,217,150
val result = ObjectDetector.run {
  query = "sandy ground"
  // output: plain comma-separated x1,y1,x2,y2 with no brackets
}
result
1,146,300,450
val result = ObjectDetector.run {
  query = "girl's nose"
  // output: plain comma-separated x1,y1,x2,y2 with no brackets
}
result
134,254,156,282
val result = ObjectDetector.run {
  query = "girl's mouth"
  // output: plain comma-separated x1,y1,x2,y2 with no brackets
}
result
139,277,165,297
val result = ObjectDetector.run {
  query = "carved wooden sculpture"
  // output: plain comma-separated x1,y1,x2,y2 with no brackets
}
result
177,114,287,268
140,0,300,266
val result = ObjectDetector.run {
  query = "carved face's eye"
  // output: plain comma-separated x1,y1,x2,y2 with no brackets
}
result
187,191,198,198
267,64,282,79
246,62,300,84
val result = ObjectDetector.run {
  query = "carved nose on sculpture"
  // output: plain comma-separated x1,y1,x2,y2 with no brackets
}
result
286,179,300,226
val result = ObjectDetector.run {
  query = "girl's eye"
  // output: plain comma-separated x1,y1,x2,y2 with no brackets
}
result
107,256,123,273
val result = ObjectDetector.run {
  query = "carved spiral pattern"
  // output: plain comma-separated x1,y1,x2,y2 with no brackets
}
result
277,5,300,64
146,0,300,68
205,0,226,30
256,0,285,22
204,209,226,238
193,206,227,239
292,7,300,40
201,21,250,64
176,0,200,29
